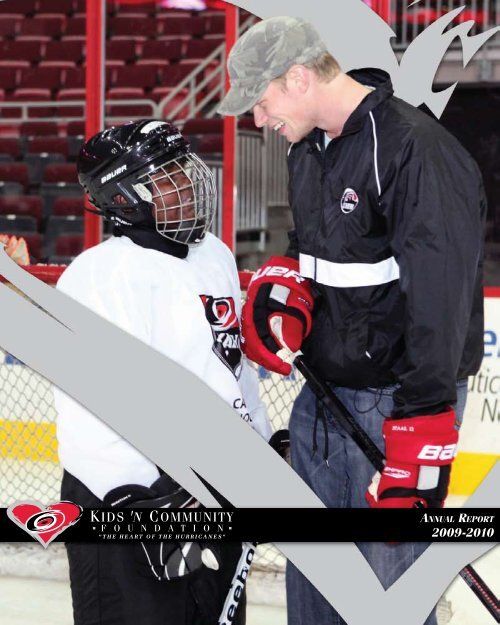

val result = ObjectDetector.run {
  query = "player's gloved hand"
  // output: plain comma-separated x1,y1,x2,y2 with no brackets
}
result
103,475,220,581
269,429,291,464
366,409,459,508
136,540,221,582
103,473,196,509
241,256,314,375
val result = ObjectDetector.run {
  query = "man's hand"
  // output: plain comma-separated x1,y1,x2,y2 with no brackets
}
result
241,256,314,375
366,409,459,508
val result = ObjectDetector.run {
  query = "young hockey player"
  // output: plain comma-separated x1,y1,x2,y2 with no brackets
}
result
54,119,271,625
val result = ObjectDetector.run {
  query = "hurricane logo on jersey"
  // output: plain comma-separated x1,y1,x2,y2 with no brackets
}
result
200,295,242,379
340,188,359,214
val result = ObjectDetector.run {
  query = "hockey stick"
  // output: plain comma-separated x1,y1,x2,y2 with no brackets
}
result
218,541,257,625
294,356,500,623
459,565,500,623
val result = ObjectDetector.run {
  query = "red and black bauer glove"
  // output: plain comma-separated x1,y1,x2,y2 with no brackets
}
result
241,256,314,375
366,409,459,508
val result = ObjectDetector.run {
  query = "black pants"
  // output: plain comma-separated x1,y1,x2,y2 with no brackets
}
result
62,471,246,625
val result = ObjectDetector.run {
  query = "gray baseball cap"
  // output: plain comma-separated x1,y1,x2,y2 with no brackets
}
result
217,16,327,116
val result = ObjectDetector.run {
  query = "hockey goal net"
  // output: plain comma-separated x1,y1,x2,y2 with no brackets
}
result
0,265,302,585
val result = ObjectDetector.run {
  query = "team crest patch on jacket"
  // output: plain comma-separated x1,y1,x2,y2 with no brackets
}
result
200,295,242,378
340,188,359,214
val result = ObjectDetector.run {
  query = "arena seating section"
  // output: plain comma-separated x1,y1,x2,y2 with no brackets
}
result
0,0,254,264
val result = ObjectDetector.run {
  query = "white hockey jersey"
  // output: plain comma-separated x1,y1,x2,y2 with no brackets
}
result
54,233,271,500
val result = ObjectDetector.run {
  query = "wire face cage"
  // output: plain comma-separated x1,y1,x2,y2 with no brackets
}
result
134,153,217,245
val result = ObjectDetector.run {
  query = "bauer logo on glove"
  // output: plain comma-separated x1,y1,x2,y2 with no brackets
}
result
241,256,314,375
366,409,459,509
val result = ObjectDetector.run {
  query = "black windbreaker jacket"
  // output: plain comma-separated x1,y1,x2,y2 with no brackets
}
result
287,68,485,418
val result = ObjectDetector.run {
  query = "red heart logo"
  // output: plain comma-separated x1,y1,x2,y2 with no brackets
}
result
7,501,83,548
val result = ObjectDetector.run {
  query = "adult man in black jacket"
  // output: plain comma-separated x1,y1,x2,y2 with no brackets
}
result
218,15,485,625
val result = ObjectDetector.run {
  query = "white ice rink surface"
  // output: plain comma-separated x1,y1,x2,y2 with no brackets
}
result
0,546,498,625
0,575,287,625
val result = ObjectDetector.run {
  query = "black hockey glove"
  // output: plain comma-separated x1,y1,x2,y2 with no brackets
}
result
103,474,221,582
136,540,221,582
269,429,290,463
103,473,196,508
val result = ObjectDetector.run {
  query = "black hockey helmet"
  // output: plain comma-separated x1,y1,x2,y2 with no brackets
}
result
77,119,217,245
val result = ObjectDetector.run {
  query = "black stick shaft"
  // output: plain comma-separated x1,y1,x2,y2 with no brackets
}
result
460,564,500,623
295,356,499,622
295,357,385,471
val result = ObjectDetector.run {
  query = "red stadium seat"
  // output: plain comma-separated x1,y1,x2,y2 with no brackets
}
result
109,1,157,14
61,34,86,44
150,86,188,103
0,126,20,138
43,164,79,184
17,16,66,40
159,64,195,87
160,94,190,121
203,13,225,35
197,134,223,154
43,40,84,64
25,152,66,187
183,118,223,135
56,89,86,117
52,196,85,216
18,66,65,92
184,39,222,59
0,214,38,233
177,58,220,95
106,39,137,63
0,163,30,191
53,232,84,257
106,88,153,118
28,137,69,158
158,16,205,37
107,87,145,98
40,182,83,214
66,120,85,136
46,215,84,240
37,0,76,15
64,15,86,37
139,39,183,63
0,40,41,66
73,0,86,12
5,90,54,119
20,121,59,137
113,65,158,89
110,16,157,40
0,68,20,92
0,0,37,16
134,60,170,75
0,17,20,38
57,87,85,99
11,88,51,99
64,67,85,89
0,138,22,159
0,196,43,225
39,60,77,72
